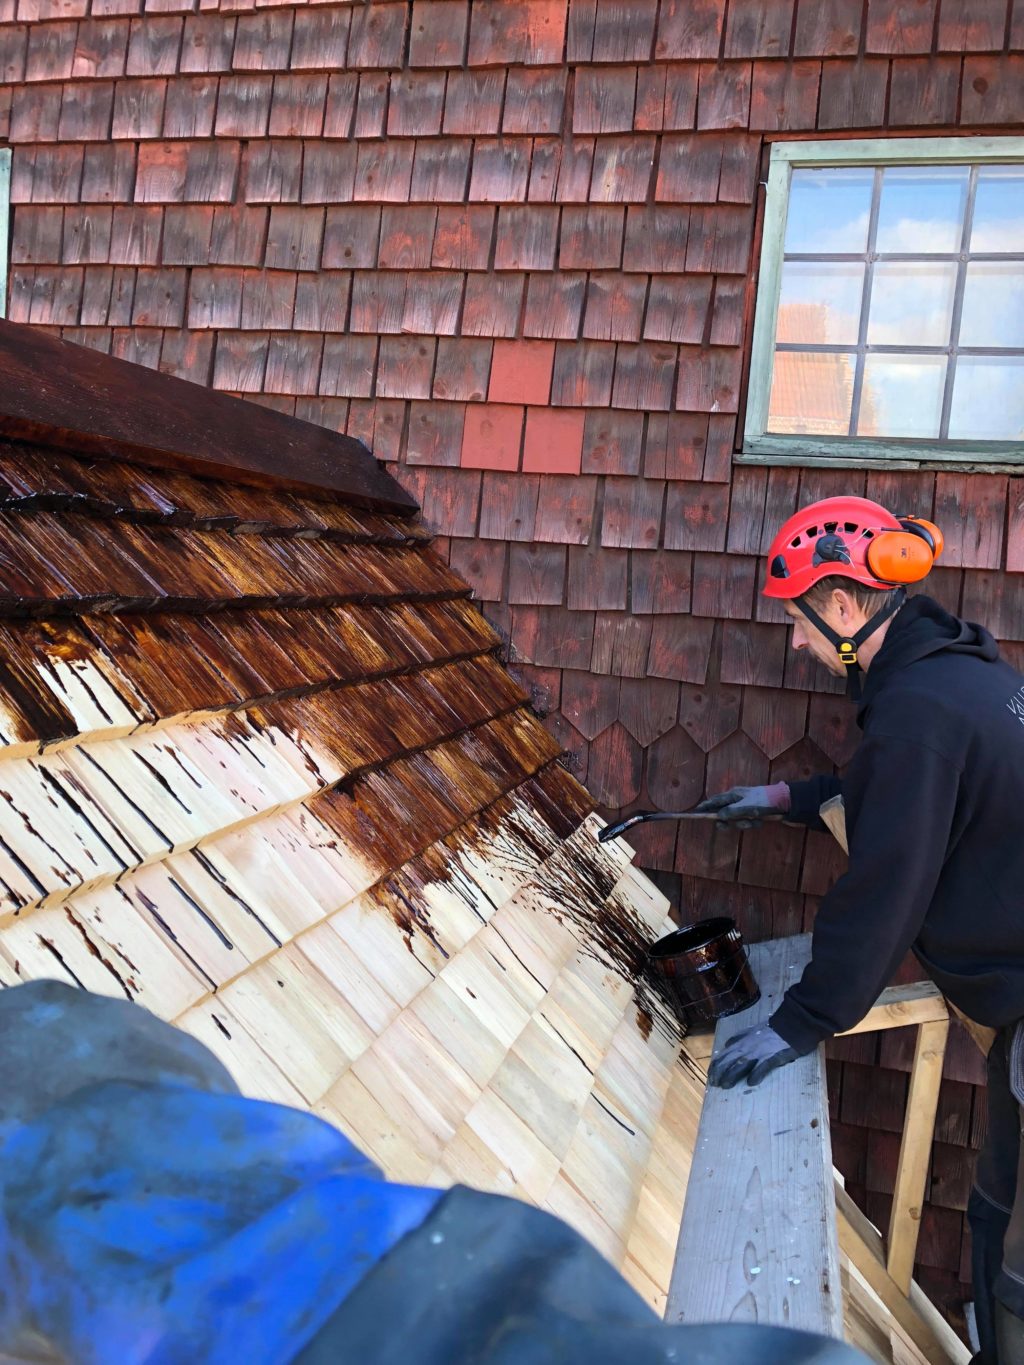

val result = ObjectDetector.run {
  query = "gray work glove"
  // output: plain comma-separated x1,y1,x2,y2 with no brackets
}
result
708,1023,801,1089
694,781,791,830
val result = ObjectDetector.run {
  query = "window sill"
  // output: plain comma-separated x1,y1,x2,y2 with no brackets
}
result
739,435,1024,473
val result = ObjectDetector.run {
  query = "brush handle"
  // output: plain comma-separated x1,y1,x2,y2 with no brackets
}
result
598,809,785,842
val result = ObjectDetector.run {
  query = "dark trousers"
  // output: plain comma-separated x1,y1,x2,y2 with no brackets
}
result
969,1025,1024,1362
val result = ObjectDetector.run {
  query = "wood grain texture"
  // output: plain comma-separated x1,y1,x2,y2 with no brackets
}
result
0,318,416,513
840,983,948,1036
667,935,843,1338
836,1183,970,1365
888,1019,950,1295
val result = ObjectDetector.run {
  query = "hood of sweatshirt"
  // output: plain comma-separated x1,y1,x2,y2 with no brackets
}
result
857,593,999,724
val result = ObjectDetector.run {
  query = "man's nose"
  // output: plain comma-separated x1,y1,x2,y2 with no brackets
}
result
790,625,807,651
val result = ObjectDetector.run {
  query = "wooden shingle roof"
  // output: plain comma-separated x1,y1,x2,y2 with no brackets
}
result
0,321,697,1311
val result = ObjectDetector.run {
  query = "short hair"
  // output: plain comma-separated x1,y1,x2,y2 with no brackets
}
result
800,574,904,617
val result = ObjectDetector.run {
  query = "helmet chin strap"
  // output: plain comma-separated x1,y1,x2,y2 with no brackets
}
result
795,588,906,700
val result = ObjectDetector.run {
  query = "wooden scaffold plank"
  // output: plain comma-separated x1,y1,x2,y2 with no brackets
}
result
839,981,948,1036
666,935,843,1338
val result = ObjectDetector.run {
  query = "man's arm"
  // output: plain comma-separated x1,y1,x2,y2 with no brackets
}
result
770,734,960,1054
786,775,842,829
696,776,842,830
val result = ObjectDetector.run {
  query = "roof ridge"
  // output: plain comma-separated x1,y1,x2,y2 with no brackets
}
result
0,320,418,516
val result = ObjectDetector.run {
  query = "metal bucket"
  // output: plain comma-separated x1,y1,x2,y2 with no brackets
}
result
647,916,760,1025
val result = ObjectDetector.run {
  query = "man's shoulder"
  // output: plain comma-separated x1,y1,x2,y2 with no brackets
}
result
865,649,1020,755
878,645,1017,697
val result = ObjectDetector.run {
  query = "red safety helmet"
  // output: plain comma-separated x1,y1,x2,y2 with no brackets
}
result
763,496,943,600
763,496,944,696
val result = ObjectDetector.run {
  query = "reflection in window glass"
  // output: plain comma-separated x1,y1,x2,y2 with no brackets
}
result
948,357,1024,439
768,351,856,435
958,262,1024,348
758,145,1024,450
875,166,969,254
866,261,957,347
971,166,1024,252
858,355,947,438
783,167,874,254
777,262,864,345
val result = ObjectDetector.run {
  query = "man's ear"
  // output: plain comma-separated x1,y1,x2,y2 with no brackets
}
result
831,587,854,622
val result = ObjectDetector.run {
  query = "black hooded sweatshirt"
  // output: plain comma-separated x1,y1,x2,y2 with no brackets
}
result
770,594,1024,1056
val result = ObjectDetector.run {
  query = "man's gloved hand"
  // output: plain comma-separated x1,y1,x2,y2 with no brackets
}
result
707,1024,801,1089
694,781,791,830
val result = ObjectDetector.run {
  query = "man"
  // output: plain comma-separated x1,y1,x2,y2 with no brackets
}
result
697,495,1024,1365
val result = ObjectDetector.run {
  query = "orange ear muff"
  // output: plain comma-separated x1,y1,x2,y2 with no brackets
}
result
899,516,944,560
866,529,936,584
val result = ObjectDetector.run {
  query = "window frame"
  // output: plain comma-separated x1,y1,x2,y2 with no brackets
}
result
741,135,1024,471
0,148,10,319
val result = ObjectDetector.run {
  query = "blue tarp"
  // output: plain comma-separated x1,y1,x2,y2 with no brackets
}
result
0,1078,441,1363
0,981,869,1364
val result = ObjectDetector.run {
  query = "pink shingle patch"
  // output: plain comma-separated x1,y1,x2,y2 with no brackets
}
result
522,406,585,475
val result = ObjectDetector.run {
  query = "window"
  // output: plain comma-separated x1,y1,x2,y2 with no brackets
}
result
743,138,1024,467
0,148,9,318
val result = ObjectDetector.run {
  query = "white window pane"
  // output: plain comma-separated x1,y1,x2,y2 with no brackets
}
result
866,261,957,347
777,262,864,346
767,350,855,435
948,356,1024,439
783,167,873,254
958,262,1024,348
875,166,969,253
857,355,946,438
970,165,1024,252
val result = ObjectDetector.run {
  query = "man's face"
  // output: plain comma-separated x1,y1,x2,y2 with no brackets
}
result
782,596,852,677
